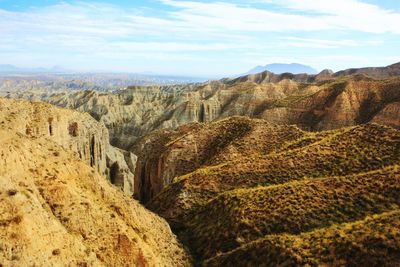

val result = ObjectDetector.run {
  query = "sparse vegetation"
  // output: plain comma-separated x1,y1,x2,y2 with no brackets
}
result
7,190,17,196
145,118,400,265
205,210,400,267
184,166,400,260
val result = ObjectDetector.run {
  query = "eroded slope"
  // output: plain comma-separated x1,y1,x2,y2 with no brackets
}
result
0,98,190,266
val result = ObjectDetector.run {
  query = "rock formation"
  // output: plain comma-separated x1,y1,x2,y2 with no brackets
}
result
0,98,190,266
0,98,136,195
5,66,400,151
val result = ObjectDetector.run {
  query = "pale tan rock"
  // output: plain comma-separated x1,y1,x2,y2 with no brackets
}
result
0,98,135,195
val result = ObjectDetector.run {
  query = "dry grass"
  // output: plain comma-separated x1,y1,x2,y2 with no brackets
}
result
184,166,400,260
146,118,400,265
206,209,400,267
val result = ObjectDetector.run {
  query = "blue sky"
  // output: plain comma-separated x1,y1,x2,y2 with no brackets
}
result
0,0,399,77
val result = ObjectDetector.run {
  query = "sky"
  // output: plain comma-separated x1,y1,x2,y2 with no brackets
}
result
0,0,399,77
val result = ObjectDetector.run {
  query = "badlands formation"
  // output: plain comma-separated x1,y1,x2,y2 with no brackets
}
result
1,63,400,266
6,62,400,151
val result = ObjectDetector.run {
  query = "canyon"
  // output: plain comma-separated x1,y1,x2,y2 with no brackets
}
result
5,64,400,202
1,62,400,266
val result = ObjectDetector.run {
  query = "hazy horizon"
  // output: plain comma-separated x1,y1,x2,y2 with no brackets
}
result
1,0,399,77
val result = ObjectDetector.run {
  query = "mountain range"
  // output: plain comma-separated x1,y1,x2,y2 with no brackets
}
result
0,64,67,73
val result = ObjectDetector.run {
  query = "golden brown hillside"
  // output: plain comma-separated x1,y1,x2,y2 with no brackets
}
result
0,98,190,266
136,116,400,265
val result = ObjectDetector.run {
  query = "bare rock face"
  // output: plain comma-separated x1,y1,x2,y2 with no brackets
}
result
0,98,190,266
0,98,136,195
106,147,137,196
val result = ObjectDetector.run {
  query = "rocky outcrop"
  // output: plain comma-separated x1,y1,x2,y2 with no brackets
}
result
0,98,136,195
315,69,334,81
106,147,137,196
0,98,190,266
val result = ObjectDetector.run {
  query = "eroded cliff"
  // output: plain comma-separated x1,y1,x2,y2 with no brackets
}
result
0,98,190,266
0,98,136,195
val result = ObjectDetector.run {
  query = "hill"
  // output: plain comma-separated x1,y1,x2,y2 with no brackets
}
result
134,116,400,265
206,209,400,266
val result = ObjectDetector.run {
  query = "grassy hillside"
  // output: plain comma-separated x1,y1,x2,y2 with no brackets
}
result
149,122,400,222
184,166,400,260
143,117,400,265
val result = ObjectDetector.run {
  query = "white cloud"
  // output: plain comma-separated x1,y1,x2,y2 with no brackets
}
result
0,0,398,75
258,0,400,33
279,37,373,49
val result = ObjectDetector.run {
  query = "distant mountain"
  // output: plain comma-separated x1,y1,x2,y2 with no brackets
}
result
0,64,19,72
245,63,318,75
229,62,400,84
0,64,66,73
